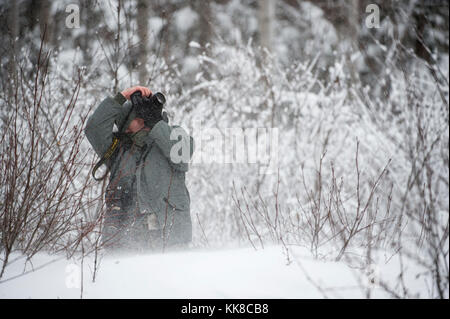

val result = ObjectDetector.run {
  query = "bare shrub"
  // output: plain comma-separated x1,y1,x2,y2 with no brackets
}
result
0,36,98,279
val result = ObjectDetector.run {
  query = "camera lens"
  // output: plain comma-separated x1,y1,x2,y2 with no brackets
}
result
153,92,166,107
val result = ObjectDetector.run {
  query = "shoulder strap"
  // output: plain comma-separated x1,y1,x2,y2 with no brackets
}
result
91,136,120,181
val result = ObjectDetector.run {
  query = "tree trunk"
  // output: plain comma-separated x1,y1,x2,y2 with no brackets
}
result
413,10,432,64
346,0,360,87
39,0,52,43
258,0,275,51
137,0,149,85
7,0,18,82
348,0,360,50
196,0,212,47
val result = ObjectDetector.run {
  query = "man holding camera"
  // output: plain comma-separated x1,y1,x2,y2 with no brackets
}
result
85,86,194,252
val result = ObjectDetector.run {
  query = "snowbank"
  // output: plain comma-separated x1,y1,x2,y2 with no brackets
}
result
0,245,427,299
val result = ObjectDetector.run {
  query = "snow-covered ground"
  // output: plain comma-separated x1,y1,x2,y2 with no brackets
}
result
0,245,428,299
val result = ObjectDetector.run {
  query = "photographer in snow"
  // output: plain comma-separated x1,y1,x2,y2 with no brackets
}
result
85,86,194,252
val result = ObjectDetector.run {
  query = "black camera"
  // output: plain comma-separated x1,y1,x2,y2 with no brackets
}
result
130,91,166,127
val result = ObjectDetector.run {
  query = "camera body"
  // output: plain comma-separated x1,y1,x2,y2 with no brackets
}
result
130,91,166,127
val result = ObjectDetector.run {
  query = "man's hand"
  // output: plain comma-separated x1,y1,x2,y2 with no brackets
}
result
121,86,151,100
131,92,163,130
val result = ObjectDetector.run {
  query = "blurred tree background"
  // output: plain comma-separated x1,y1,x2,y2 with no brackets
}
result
1,0,448,96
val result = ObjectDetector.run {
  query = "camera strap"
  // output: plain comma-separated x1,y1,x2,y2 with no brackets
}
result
92,102,136,181
92,135,121,181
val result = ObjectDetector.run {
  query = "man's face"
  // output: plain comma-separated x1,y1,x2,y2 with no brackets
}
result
125,118,147,133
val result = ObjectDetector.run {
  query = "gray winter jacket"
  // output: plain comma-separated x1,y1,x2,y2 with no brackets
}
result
85,93,194,245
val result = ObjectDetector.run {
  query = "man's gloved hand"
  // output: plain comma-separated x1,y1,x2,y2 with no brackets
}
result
121,86,151,100
130,91,163,129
